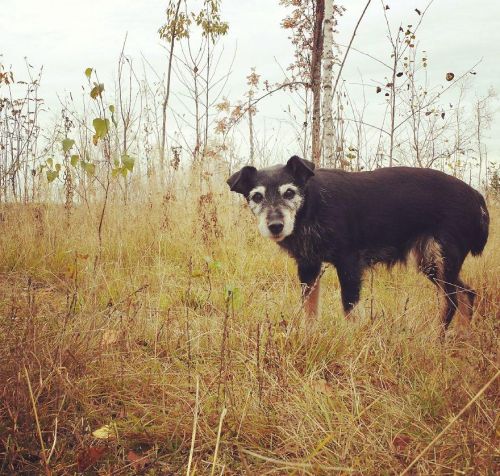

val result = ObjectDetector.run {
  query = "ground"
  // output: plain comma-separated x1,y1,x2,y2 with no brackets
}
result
0,185,498,474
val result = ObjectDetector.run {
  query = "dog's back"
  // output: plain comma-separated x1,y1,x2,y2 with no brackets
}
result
306,166,489,260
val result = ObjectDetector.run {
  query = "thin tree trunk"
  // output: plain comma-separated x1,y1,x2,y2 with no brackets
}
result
476,101,483,186
388,45,397,167
160,0,182,170
194,64,201,163
311,0,325,166
248,95,255,165
203,2,211,156
322,0,336,166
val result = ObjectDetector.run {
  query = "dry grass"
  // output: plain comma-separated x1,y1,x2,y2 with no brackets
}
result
0,178,498,475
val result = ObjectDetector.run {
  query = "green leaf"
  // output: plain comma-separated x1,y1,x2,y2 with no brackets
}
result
62,138,75,154
81,161,96,176
121,154,135,171
111,166,128,178
209,260,222,271
92,118,109,140
55,163,61,172
70,155,79,167
90,83,104,99
205,256,222,271
109,105,117,127
46,157,53,168
46,170,59,183
85,67,93,78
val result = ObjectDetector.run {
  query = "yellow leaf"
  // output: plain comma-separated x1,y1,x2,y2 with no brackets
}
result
92,424,114,439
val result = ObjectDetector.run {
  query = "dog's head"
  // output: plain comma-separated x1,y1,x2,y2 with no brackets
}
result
227,155,315,241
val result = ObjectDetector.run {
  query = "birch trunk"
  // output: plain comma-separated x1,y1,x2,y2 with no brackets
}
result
322,0,336,167
310,0,325,167
248,95,255,165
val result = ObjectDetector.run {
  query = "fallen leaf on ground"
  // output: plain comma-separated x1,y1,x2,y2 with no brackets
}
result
77,446,107,471
92,424,114,439
127,450,150,471
392,434,411,452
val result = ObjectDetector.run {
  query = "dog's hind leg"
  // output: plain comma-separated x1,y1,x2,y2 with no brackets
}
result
297,261,322,318
414,237,442,285
456,277,476,324
434,238,468,333
414,237,470,333
335,255,363,317
441,280,460,331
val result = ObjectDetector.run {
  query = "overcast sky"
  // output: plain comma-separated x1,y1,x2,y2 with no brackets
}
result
1,0,499,165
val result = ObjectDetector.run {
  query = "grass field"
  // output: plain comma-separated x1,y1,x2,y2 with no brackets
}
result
0,179,498,475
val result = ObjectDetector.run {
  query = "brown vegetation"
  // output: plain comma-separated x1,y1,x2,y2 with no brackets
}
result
0,182,498,474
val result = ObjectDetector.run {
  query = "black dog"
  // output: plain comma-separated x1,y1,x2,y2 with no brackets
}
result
227,156,489,330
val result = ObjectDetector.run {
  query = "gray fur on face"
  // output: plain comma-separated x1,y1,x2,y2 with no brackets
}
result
227,157,314,241
248,182,304,241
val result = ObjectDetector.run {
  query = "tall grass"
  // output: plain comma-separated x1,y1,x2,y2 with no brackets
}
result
0,176,498,474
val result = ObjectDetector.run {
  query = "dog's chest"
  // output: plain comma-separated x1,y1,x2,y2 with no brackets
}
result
279,223,330,262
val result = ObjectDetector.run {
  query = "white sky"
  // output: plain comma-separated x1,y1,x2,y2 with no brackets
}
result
1,0,499,164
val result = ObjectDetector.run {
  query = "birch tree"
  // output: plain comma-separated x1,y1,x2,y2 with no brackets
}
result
322,1,336,166
310,0,325,166
280,0,324,165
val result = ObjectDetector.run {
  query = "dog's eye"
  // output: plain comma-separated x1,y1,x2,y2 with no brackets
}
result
251,192,263,203
283,188,296,200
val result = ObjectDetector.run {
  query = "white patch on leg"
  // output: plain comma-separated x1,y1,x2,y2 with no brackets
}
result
425,239,444,276
412,237,444,279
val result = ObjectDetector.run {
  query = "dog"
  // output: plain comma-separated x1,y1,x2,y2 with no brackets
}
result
227,155,489,331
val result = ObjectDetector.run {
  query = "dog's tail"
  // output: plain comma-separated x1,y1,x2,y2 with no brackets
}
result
471,192,489,257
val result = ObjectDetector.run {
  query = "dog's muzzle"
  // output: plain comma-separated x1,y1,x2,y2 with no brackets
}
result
268,221,284,237
267,207,286,240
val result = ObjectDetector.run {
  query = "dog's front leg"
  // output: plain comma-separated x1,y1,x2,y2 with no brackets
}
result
336,255,363,317
297,261,322,318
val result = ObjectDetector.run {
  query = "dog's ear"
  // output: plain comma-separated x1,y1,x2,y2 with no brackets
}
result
227,166,257,195
286,155,315,184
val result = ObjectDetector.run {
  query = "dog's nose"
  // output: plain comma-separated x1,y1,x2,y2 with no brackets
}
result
268,222,284,236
